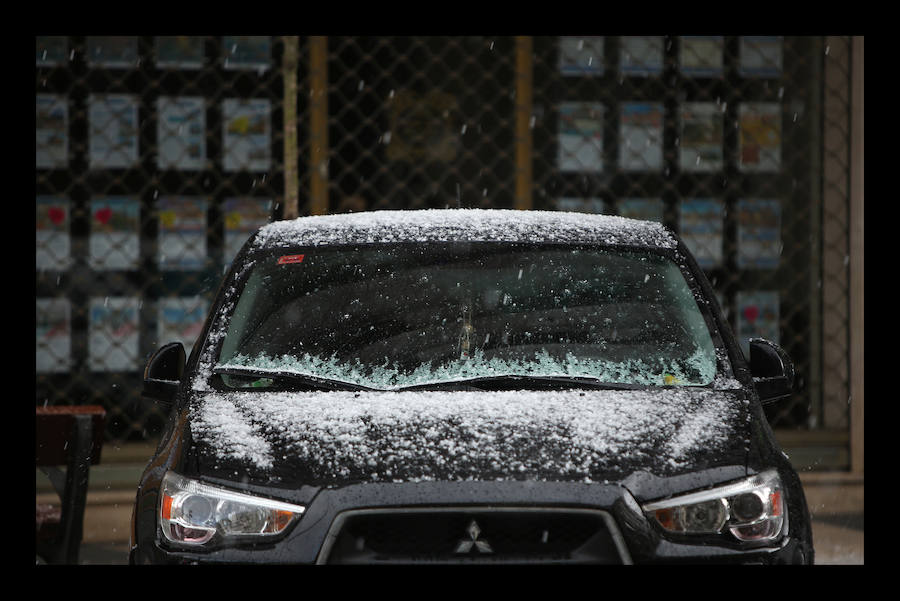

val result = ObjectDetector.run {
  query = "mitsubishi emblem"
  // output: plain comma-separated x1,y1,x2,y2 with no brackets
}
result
455,519,493,554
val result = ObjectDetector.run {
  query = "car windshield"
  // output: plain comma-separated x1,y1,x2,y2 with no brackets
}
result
213,243,719,390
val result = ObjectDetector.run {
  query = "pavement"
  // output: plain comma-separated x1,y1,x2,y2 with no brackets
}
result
799,474,864,565
37,442,864,565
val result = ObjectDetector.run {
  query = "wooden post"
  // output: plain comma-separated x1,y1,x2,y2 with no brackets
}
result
515,36,533,211
281,36,299,220
309,36,329,215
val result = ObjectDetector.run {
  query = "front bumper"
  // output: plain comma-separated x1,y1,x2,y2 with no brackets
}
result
131,480,810,564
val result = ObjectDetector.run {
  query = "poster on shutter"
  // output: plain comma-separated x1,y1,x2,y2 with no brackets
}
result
86,36,139,69
158,96,207,170
156,36,205,69
89,94,139,169
224,197,273,265
619,36,664,76
89,297,140,372
89,197,141,270
157,196,207,271
36,196,71,271
679,36,723,77
36,94,68,169
36,298,71,374
36,36,67,67
558,37,604,76
680,102,724,172
222,36,271,71
736,291,780,359
158,297,208,358
739,103,781,172
679,198,723,270
223,99,271,172
619,102,663,172
739,36,783,78
737,198,781,269
557,102,604,172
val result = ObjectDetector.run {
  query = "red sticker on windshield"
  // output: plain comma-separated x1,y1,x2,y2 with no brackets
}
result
277,254,305,265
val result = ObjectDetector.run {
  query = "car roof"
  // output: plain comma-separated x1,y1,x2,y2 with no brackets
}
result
250,209,678,251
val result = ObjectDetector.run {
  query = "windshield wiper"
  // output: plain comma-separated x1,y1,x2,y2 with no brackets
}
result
213,366,375,392
396,374,644,392
214,367,644,393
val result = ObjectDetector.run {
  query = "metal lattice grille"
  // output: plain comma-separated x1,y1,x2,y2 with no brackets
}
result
36,36,290,440
326,36,517,212
36,36,855,468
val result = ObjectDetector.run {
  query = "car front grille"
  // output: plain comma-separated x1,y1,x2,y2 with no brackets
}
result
318,507,630,564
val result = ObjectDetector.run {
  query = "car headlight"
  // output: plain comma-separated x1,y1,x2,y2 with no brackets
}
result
642,469,786,544
160,471,305,547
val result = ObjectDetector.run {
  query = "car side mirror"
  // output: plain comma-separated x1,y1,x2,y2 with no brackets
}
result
748,338,794,405
142,342,185,405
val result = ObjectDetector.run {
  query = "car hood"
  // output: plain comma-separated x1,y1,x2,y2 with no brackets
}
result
185,386,751,489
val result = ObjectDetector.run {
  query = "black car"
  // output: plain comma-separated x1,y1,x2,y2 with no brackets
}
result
131,209,813,564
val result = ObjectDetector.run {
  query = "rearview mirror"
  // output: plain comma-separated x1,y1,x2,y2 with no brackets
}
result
748,338,794,404
142,342,185,405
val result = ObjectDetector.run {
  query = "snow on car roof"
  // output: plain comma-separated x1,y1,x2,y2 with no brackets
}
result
250,209,678,250
190,388,744,482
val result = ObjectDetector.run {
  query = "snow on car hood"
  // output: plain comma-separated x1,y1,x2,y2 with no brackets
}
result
188,387,749,487
250,209,678,250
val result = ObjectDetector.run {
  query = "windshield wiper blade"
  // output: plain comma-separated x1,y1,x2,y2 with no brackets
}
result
396,374,642,392
214,367,642,393
213,366,375,392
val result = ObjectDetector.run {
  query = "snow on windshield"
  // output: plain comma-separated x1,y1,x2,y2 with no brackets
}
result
190,388,746,482
250,209,678,250
217,346,717,390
